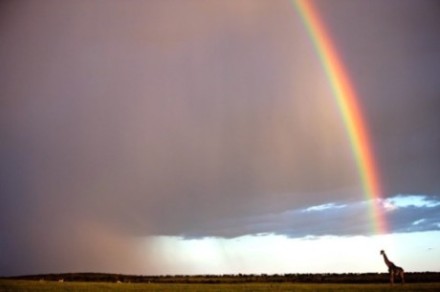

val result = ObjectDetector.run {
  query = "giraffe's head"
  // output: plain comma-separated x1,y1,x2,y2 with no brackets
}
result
380,250,385,255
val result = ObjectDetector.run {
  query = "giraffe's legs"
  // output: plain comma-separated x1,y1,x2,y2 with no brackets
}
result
400,270,405,284
389,271,394,285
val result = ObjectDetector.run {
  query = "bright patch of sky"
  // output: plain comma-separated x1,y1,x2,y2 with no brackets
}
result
384,194,440,210
147,231,440,274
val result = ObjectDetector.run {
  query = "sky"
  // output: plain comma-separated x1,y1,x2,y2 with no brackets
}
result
1,0,439,276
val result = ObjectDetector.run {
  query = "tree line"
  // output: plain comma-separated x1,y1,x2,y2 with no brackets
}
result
5,272,440,284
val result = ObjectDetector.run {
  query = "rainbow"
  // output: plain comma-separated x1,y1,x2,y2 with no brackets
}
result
292,0,387,234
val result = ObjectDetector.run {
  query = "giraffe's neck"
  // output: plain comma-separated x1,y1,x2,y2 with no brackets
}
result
382,253,392,267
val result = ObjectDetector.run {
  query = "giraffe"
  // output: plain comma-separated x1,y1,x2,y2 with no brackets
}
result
380,250,404,284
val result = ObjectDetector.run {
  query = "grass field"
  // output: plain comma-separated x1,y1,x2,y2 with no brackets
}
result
2,280,440,292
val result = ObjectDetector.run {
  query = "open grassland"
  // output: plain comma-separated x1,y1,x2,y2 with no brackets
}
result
2,280,440,292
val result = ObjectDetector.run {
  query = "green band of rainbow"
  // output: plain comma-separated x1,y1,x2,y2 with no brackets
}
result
292,0,386,234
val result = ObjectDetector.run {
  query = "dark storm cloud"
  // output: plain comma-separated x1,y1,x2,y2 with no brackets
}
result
1,0,352,275
1,0,439,275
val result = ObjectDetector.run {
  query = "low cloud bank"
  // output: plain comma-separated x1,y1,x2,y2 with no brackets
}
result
182,194,440,238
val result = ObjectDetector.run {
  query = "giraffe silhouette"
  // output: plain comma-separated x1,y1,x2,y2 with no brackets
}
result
380,250,404,284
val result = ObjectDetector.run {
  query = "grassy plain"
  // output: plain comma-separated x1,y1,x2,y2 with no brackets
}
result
2,280,440,292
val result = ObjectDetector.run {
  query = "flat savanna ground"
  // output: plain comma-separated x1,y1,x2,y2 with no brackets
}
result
1,280,440,292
